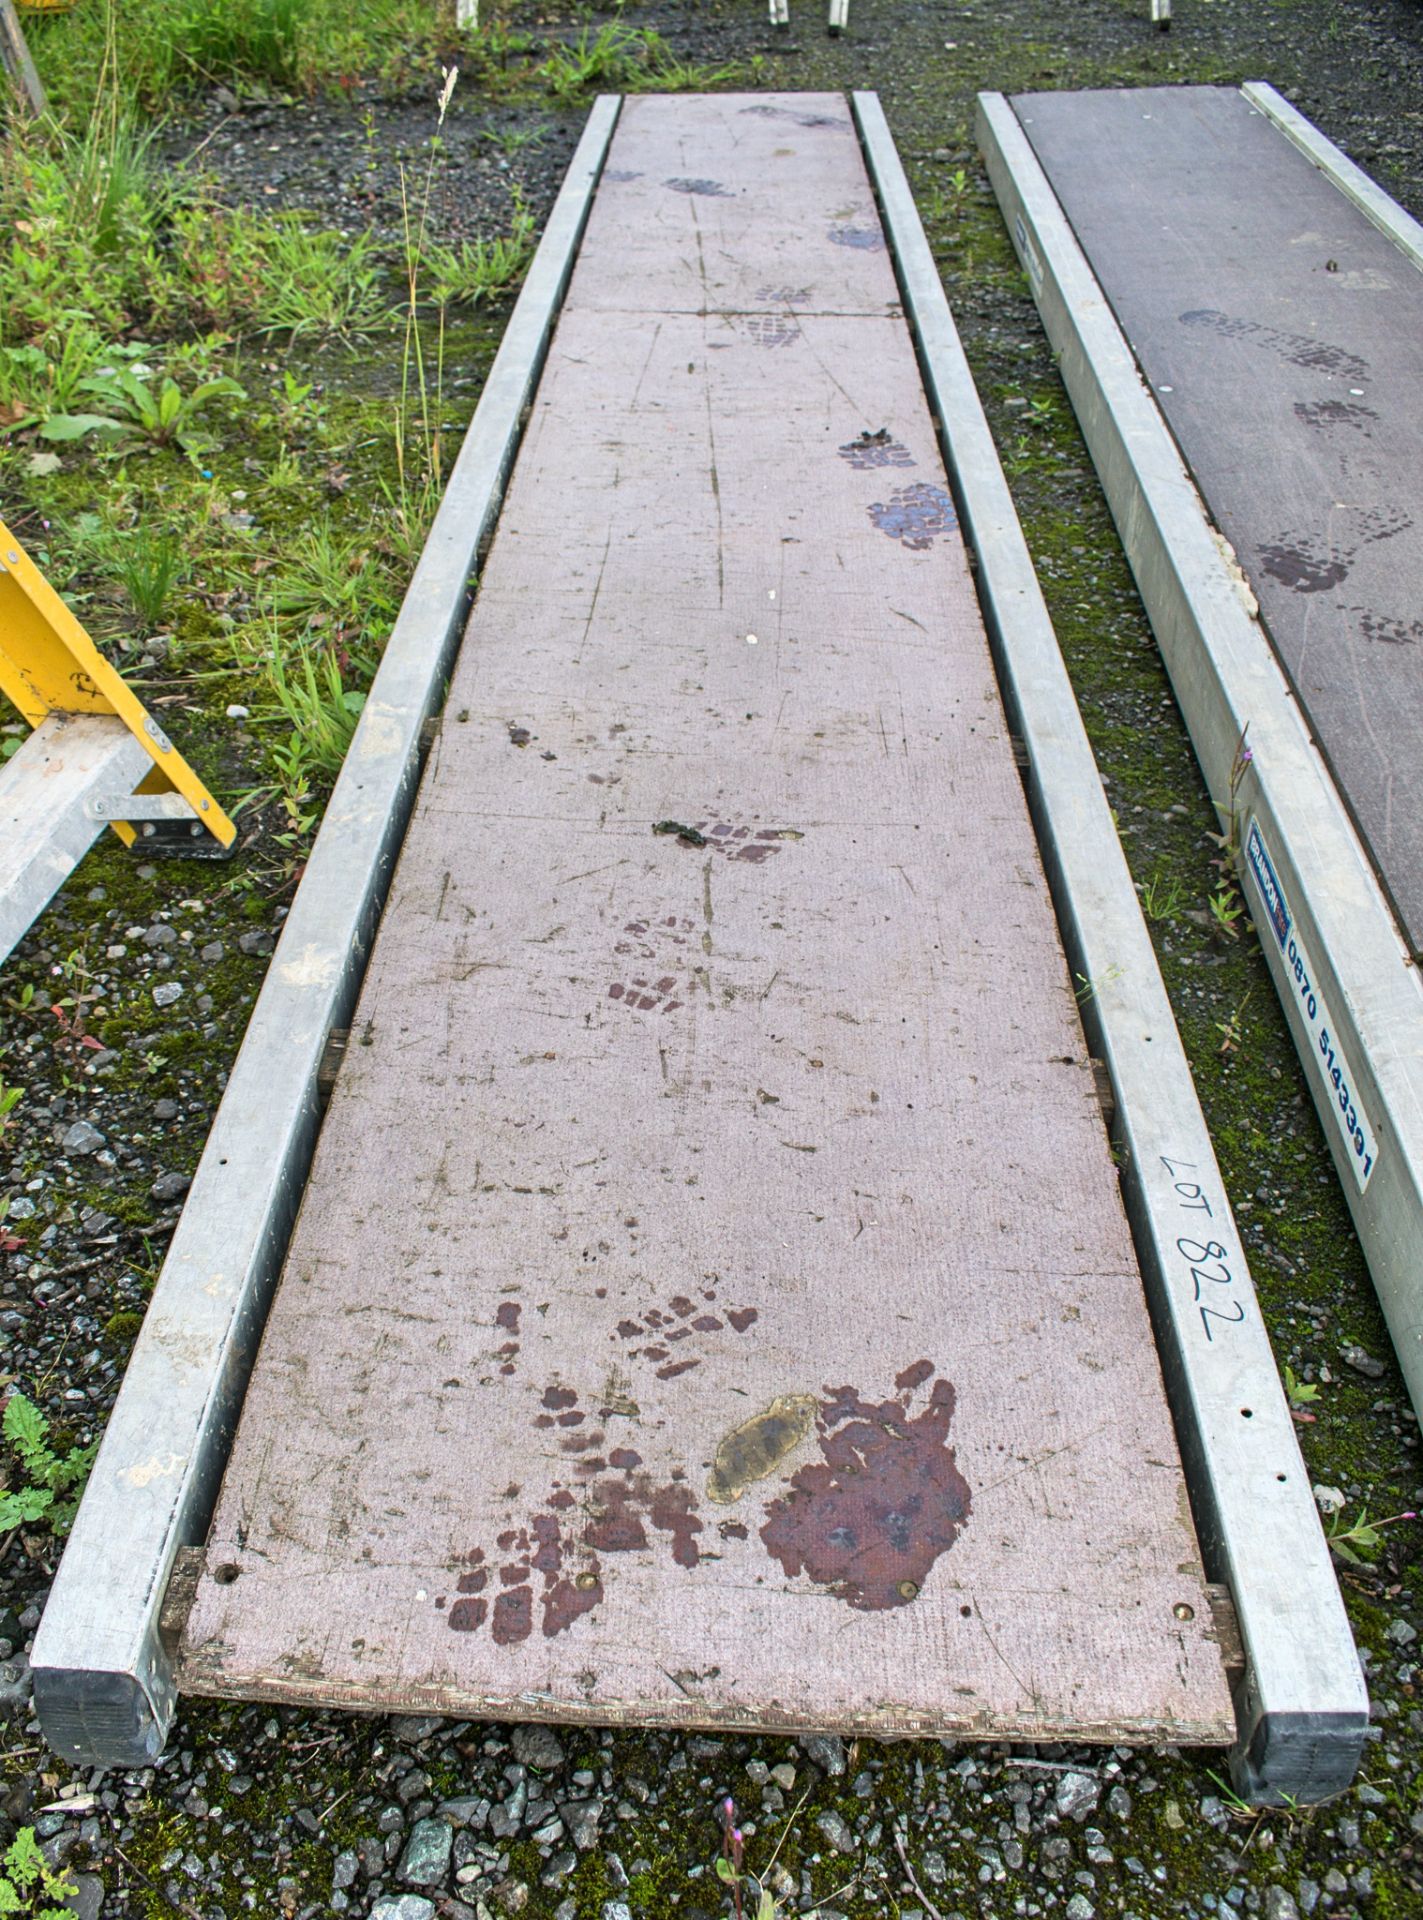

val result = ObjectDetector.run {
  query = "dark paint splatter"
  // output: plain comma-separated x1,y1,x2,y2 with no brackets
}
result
869,483,958,552
727,1307,759,1333
495,1302,521,1332
608,977,683,1015
761,1369,971,1611
1355,608,1422,646
895,1359,935,1392
609,1448,643,1470
491,1585,534,1644
542,1386,577,1411
739,103,848,129
839,431,916,472
1294,398,1377,434
665,177,732,198
656,1358,700,1380
747,314,802,349
603,168,643,183
830,225,886,251
448,1595,487,1632
649,1483,703,1567
585,1480,650,1553
1258,540,1350,594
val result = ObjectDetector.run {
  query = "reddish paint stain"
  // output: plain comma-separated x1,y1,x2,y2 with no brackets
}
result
449,1595,488,1632
650,1483,703,1567
548,1489,576,1510
492,1586,533,1644
692,1315,723,1333
760,1367,971,1611
656,1359,700,1380
542,1386,577,1411
609,1448,643,1470
495,1302,521,1332
585,1480,650,1553
556,1410,585,1427
727,1308,759,1333
670,1295,695,1315
719,1520,749,1541
895,1359,934,1392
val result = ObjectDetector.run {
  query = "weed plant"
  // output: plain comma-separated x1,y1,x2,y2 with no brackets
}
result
538,22,739,100
423,199,536,309
0,1827,77,1919
0,1392,97,1535
256,218,391,339
25,0,438,115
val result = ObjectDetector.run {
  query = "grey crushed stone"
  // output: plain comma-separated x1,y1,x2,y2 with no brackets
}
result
512,1723,566,1771
815,1808,857,1853
800,1731,846,1776
368,1899,435,1920
1055,1769,1101,1821
396,1817,452,1886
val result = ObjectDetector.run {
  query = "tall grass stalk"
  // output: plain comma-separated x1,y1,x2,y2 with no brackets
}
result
393,64,459,541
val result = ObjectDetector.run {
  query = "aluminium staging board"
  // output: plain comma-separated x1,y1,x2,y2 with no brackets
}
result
178,93,1229,1742
978,85,1423,1417
31,94,1366,1799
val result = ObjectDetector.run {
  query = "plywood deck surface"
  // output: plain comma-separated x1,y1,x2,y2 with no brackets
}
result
180,95,1233,1742
1014,85,1423,955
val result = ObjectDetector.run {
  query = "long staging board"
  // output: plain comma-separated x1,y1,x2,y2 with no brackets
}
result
32,94,1366,1801
978,85,1423,1420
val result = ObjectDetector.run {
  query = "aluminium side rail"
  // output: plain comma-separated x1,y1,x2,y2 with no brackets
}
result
854,90,1366,1802
1241,82,1423,274
976,88,1423,1430
29,97,622,1771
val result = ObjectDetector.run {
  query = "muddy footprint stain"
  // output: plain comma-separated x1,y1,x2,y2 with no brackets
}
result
839,430,915,472
665,177,732,198
746,314,803,349
445,1380,706,1646
869,483,958,552
760,1363,971,1610
829,225,886,252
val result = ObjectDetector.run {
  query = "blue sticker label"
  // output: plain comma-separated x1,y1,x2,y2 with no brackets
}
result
1244,815,1378,1192
1245,820,1291,952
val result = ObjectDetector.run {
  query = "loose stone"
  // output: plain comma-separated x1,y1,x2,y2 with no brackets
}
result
398,1817,452,1887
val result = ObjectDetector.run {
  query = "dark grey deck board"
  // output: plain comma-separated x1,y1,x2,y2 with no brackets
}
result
1015,85,1423,952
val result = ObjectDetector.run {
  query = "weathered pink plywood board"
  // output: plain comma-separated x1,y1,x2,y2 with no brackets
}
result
180,95,1234,1743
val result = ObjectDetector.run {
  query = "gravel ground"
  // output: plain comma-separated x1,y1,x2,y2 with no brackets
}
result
5,1,1423,1917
